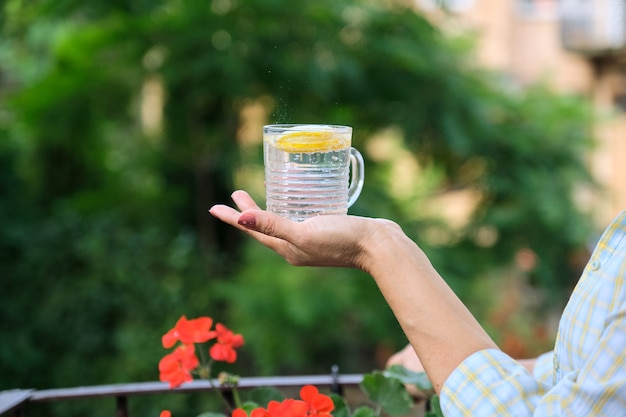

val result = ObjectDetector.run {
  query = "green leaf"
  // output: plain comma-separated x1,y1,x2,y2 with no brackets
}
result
246,387,285,405
359,371,413,416
330,393,350,417
383,365,434,395
352,405,376,417
424,395,444,417
238,401,262,414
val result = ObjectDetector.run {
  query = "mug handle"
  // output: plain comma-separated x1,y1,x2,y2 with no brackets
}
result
348,147,365,208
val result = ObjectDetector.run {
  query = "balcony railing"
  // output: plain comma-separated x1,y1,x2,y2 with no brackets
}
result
0,371,365,417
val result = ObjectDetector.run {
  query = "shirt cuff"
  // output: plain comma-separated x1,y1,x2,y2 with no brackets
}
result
440,349,549,417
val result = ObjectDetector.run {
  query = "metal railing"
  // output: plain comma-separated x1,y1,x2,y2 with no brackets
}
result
0,372,365,417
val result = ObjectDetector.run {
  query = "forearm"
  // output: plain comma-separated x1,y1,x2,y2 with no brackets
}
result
359,223,498,393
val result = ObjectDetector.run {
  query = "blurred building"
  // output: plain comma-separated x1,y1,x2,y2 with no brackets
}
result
416,0,626,225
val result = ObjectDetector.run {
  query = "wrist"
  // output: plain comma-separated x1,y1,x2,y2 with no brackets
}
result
355,219,411,274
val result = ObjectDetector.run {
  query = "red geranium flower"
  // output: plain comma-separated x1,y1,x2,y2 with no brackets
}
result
235,398,313,417
267,399,309,417
251,407,270,417
300,385,334,417
160,411,172,417
162,316,217,348
232,409,248,417
209,323,244,363
232,407,271,417
159,344,199,388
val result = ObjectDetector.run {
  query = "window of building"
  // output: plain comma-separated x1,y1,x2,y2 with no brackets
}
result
560,0,626,52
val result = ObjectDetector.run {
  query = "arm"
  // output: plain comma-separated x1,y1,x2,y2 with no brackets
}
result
210,191,497,393
212,193,626,415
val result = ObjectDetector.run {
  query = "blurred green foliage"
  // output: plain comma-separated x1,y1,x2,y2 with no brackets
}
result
0,0,597,415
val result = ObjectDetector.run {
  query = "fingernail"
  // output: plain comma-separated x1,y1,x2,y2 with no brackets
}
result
238,213,256,227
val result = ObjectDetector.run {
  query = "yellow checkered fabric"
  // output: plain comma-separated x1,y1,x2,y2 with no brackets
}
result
440,210,626,416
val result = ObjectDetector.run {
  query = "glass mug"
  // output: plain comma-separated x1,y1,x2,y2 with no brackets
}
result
263,124,364,222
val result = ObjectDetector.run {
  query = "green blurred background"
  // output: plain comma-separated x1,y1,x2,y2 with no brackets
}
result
0,0,600,415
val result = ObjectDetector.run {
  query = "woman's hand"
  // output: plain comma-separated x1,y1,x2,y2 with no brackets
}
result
387,343,425,372
209,190,400,271
386,344,429,399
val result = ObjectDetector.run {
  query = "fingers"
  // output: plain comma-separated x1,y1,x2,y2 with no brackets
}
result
220,190,300,244
389,344,425,371
238,209,296,240
208,203,244,229
231,190,261,212
386,345,428,400
209,192,298,258
234,209,308,263
208,190,261,229
207,204,269,240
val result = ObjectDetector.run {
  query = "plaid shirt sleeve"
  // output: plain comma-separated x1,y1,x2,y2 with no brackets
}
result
440,349,550,416
531,350,553,385
440,210,626,416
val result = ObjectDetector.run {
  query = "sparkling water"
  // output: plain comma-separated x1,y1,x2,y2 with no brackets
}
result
264,141,352,222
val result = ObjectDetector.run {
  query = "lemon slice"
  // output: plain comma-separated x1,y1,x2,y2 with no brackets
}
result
273,131,349,153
